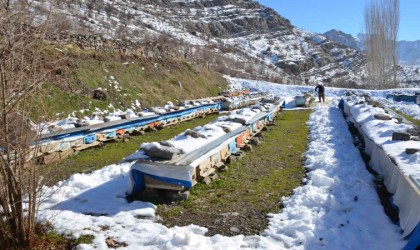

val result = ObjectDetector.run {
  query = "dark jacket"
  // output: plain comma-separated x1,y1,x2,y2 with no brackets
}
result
315,85,325,93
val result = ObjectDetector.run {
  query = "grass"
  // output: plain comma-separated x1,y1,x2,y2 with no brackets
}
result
390,108,420,126
157,110,312,236
31,223,94,250
42,114,221,185
36,46,228,120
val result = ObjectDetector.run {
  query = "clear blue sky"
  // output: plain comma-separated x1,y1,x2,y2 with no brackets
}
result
258,0,420,41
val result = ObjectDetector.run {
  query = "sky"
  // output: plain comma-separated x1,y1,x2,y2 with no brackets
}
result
258,0,420,41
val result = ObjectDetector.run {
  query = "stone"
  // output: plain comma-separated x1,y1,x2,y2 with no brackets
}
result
374,114,391,120
250,138,261,146
392,131,411,141
184,129,206,138
406,148,420,154
119,114,130,119
221,126,231,133
230,227,240,233
411,136,420,141
105,239,115,248
407,128,420,137
145,127,157,132
159,141,175,147
145,144,182,160
217,164,228,172
243,144,253,151
93,88,109,101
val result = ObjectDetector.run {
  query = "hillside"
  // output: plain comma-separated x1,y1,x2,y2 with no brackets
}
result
43,0,419,87
38,45,227,120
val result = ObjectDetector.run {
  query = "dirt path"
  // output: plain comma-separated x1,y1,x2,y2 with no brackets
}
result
157,110,311,236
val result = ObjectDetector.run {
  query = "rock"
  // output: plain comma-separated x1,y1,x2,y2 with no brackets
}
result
184,129,206,138
374,114,391,120
160,190,190,201
145,127,157,132
406,148,420,154
232,117,247,125
243,144,253,151
407,128,420,137
93,88,109,101
145,144,182,160
120,114,130,119
250,138,260,146
230,226,240,233
159,141,175,147
121,134,130,143
106,239,115,248
221,126,231,133
392,131,411,141
411,136,420,141
227,156,237,163
132,130,145,136
216,163,228,172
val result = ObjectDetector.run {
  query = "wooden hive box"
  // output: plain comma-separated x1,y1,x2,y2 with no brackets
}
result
96,133,107,141
210,151,222,166
220,145,230,161
69,137,84,148
236,133,245,148
196,158,212,179
83,134,97,144
228,140,238,154
58,141,71,152
116,128,126,136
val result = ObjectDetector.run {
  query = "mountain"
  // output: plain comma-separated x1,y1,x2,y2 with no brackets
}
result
47,0,419,86
324,30,420,66
323,29,361,51
398,40,420,65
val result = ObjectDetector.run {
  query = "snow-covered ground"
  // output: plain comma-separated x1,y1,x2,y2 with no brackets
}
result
376,97,420,120
37,78,419,249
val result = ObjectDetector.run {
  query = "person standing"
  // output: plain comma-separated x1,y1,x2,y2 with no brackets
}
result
315,83,325,102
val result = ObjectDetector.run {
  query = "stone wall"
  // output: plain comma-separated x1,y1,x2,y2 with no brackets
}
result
45,33,179,59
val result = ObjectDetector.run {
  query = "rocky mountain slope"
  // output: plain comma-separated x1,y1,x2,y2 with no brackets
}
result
47,0,419,86
323,29,361,51
324,30,420,66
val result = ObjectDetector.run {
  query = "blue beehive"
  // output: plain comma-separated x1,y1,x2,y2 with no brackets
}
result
228,140,238,154
105,130,117,138
84,134,96,144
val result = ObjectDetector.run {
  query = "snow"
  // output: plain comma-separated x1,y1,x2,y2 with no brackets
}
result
345,100,420,178
260,103,405,249
36,79,419,249
377,97,420,120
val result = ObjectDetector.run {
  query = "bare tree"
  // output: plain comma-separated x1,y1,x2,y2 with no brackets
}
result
0,0,55,248
364,0,399,89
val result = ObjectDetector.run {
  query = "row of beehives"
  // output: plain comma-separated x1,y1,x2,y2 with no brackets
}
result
340,94,420,242
219,93,279,111
126,102,283,200
29,104,220,165
24,93,272,166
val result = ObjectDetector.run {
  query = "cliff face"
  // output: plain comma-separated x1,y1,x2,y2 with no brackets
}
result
52,0,418,86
